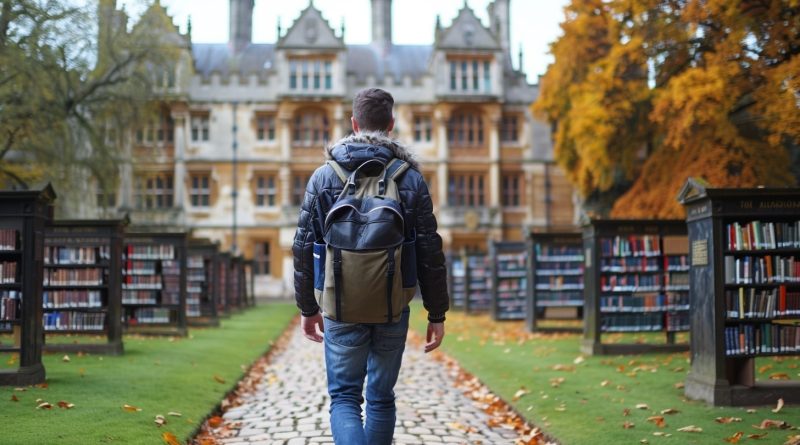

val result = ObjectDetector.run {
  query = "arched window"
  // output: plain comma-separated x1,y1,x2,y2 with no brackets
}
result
292,110,330,147
447,110,484,147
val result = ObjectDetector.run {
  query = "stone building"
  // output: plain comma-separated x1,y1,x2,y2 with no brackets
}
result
97,0,577,296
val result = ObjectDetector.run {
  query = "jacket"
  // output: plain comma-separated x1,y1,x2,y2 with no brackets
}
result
292,131,449,323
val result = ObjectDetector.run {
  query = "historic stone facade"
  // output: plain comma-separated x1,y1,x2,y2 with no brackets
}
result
98,0,577,297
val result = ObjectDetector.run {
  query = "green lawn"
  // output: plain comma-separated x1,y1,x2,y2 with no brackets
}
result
410,305,800,445
0,302,296,445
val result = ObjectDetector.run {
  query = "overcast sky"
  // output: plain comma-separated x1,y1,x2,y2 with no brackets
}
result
118,0,568,82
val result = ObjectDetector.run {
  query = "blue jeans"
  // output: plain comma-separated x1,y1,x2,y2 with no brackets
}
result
323,308,410,445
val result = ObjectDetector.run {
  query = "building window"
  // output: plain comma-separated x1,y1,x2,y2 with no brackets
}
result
189,173,211,207
293,110,329,147
135,110,174,145
191,114,210,142
134,172,173,209
413,115,432,142
501,115,519,143
449,58,492,92
292,173,312,206
289,59,333,91
256,114,276,141
502,174,522,207
255,174,277,207
448,173,485,207
96,188,116,208
448,111,484,147
255,242,271,275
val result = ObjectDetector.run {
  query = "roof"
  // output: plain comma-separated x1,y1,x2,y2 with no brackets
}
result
192,43,275,78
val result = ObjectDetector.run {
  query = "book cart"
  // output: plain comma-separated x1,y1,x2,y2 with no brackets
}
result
121,231,188,337
0,185,55,386
448,251,467,311
679,181,800,405
490,241,527,321
42,218,127,355
582,219,691,355
216,252,231,316
526,232,584,332
186,239,220,327
465,253,492,313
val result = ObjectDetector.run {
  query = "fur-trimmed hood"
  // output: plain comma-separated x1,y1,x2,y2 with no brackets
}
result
325,131,419,170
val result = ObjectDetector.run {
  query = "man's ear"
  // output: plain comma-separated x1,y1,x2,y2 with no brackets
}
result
386,117,395,133
351,116,359,133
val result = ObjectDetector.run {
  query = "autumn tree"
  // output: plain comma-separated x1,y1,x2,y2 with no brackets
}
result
0,0,177,216
535,0,800,218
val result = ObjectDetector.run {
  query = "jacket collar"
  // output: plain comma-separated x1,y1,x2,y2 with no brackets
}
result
325,131,419,170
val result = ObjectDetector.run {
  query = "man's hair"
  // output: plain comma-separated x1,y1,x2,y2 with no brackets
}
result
352,88,394,132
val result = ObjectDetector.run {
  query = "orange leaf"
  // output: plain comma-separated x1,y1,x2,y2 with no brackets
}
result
646,415,666,428
35,383,48,389
786,435,800,445
36,402,52,409
747,433,768,439
57,401,74,409
758,364,773,374
10,394,18,402
723,432,743,443
622,408,631,417
660,408,680,415
715,417,742,424
122,404,142,412
207,415,223,428
161,432,180,445
623,421,635,429
752,419,789,430
769,373,790,380
213,375,226,384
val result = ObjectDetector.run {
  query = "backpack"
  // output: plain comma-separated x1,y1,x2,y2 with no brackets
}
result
313,158,417,323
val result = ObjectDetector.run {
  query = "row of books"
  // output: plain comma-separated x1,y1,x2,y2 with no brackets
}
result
124,244,176,260
0,291,20,320
128,308,172,324
664,272,689,290
187,270,206,281
122,290,157,305
535,264,583,276
726,220,800,251
43,311,105,331
0,229,19,251
162,260,180,275
0,261,17,284
534,244,583,262
600,235,661,258
122,275,161,289
497,278,526,291
43,290,102,308
601,257,660,273
724,255,800,284
535,276,583,290
666,312,690,331
600,293,690,312
187,256,205,269
725,286,800,318
43,268,103,286
600,274,662,292
665,255,690,271
601,313,664,332
44,246,109,265
724,323,800,356
535,291,584,306
122,260,157,275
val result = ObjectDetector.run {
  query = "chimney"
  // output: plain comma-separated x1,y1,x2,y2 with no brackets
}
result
371,0,392,50
229,0,254,53
487,0,510,59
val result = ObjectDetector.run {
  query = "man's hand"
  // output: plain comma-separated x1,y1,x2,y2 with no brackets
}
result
425,322,444,353
301,312,324,342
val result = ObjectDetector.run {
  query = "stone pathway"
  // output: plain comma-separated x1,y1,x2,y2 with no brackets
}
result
207,324,536,445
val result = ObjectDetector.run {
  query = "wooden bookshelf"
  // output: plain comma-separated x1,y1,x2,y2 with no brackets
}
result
216,252,231,317
490,241,527,321
229,256,244,312
448,251,467,311
0,184,55,386
582,219,690,355
186,239,220,327
679,181,800,405
122,231,188,337
465,253,492,314
527,232,584,333
43,218,127,355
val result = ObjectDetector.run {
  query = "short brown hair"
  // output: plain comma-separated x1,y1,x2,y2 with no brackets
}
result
352,88,394,132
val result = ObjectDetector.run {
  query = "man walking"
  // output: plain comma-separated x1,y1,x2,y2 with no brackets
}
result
293,87,449,444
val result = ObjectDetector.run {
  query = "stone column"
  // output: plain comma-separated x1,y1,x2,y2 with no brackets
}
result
278,111,293,208
489,113,501,207
332,103,344,142
172,110,189,208
435,108,449,209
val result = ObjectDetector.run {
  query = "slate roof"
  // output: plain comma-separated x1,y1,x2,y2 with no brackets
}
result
192,43,275,77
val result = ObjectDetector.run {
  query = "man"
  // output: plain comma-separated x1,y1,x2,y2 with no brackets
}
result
293,87,449,445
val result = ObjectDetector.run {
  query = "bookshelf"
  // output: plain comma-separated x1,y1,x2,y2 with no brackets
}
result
229,256,244,312
527,232,584,333
216,252,231,316
0,184,55,386
679,181,800,405
43,218,127,355
448,251,467,311
490,242,528,321
122,231,188,337
582,219,690,355
465,253,492,314
186,239,220,327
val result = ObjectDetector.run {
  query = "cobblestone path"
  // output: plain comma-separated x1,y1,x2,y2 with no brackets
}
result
210,323,532,445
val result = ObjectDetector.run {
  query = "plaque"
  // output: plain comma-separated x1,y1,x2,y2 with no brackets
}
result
691,239,708,267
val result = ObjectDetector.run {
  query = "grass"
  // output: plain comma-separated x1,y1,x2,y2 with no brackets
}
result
0,302,296,445
409,305,800,445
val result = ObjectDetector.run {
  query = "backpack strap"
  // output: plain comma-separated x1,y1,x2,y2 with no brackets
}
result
386,158,410,181
326,161,349,185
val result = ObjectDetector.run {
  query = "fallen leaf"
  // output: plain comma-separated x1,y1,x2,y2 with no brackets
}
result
640,440,649,444
554,404,567,412
35,383,48,389
677,425,702,433
636,403,649,410
36,402,52,410
758,364,773,374
601,380,611,387
78,368,85,378
10,394,18,402
167,412,182,417
623,408,631,417
752,419,790,430
716,417,742,424
155,415,166,427
207,416,223,428
573,356,585,365
660,408,680,415
57,401,74,409
161,432,180,445
673,382,685,389
747,409,757,414
513,387,530,401
723,432,743,443
747,433,767,439
785,435,800,445
62,355,70,362
623,421,635,429
772,398,784,413
769,373,790,380
122,404,142,412
13,388,25,392
549,377,566,388
213,375,225,384
652,432,671,437
646,415,666,428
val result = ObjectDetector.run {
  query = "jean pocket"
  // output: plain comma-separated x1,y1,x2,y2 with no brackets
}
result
313,242,326,292
401,236,417,288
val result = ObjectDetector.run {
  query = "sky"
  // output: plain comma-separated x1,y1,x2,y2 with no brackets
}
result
118,0,569,82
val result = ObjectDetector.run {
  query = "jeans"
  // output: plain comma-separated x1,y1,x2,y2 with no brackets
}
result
323,307,410,445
